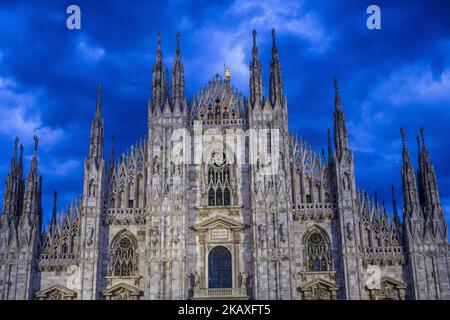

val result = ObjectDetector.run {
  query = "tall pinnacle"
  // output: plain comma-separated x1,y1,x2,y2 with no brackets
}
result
33,134,38,154
109,135,115,167
29,134,39,174
13,137,19,163
416,127,442,215
333,76,342,111
156,32,162,63
176,31,180,59
400,128,420,217
51,191,57,224
89,84,104,162
392,184,399,219
96,83,102,115
172,31,185,111
271,27,278,57
420,127,427,151
252,29,258,56
152,32,168,110
332,77,349,158
249,29,263,107
400,128,409,163
269,27,284,107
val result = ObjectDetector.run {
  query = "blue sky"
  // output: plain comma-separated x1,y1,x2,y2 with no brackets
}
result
0,0,449,227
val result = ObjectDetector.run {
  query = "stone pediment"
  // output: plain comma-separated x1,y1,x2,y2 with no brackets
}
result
298,277,339,291
366,276,406,290
193,215,244,231
103,282,143,300
366,276,406,300
36,284,77,300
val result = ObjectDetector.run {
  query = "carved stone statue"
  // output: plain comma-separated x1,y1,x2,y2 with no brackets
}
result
258,224,267,245
279,223,287,243
194,271,200,289
240,272,248,288
151,226,160,246
87,227,94,246
346,222,353,241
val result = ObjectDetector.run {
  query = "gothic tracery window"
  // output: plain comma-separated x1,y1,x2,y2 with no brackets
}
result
306,231,330,272
207,152,231,206
111,235,137,277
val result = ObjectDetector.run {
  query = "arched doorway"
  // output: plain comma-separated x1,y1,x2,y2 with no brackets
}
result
208,246,232,288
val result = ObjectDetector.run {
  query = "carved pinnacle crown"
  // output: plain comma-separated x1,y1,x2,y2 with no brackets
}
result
33,134,39,152
420,127,427,149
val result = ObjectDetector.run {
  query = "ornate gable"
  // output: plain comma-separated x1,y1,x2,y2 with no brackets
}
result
298,278,338,300
36,284,77,300
103,282,143,300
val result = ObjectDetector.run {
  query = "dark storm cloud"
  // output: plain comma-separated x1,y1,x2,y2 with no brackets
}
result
0,0,449,226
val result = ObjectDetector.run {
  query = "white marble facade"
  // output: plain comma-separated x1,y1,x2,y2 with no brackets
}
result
0,29,449,300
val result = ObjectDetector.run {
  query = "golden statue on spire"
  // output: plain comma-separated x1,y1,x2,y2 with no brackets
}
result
225,66,230,81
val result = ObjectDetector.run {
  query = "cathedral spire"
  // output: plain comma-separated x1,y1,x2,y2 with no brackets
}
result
156,32,162,64
89,84,104,164
400,128,421,219
416,127,443,218
172,32,185,112
401,128,410,163
96,83,102,116
30,135,38,174
22,135,41,220
109,135,115,169
2,137,24,223
249,29,263,107
332,76,349,159
12,136,18,166
152,32,168,112
392,184,400,225
334,76,342,111
269,28,284,107
51,191,57,225
327,128,333,164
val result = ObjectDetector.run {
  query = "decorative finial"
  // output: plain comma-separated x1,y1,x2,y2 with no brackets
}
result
400,128,410,162
176,31,180,45
400,128,406,146
327,128,332,152
158,32,161,46
391,184,399,219
391,184,397,205
272,27,276,44
420,127,427,149
110,135,115,165
33,134,39,152
225,66,230,81
252,29,257,46
14,137,19,157
52,190,57,221
96,83,102,113
333,76,339,93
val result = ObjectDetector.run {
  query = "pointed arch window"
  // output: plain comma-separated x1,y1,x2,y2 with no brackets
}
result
111,234,137,277
207,152,231,206
306,231,330,272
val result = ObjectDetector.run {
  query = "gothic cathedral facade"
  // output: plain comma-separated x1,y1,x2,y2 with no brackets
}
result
1,29,449,300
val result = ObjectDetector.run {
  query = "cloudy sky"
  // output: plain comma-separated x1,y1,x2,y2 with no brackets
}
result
0,0,449,227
